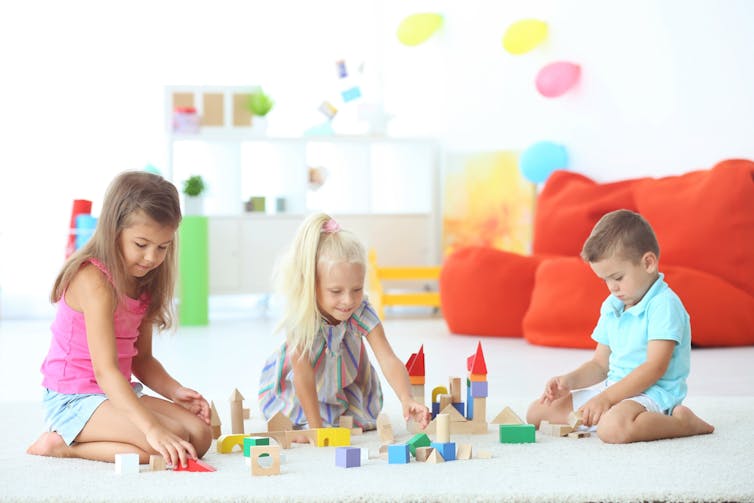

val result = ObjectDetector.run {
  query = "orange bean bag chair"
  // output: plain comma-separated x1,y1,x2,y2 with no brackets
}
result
440,159,754,347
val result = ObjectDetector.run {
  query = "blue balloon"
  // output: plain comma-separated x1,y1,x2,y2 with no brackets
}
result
519,141,569,183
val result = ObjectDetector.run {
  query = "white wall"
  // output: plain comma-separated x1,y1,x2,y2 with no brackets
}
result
1,0,753,318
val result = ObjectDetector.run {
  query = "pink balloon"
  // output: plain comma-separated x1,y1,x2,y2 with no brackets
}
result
535,61,581,98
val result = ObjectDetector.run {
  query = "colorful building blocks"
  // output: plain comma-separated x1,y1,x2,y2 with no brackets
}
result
430,441,456,461
229,388,245,434
315,427,351,447
243,436,270,457
173,458,216,472
407,433,431,457
250,445,281,476
387,444,410,464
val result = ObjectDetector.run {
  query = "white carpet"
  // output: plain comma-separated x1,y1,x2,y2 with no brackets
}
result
2,396,753,502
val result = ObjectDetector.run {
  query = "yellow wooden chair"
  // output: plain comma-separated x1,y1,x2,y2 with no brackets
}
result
367,249,441,319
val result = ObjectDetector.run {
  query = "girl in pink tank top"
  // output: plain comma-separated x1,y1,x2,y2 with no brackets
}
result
28,171,212,468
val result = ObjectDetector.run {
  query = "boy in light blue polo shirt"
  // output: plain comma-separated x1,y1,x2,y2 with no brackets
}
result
527,209,714,443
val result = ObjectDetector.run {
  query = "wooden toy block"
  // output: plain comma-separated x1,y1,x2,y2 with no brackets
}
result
456,443,472,460
499,424,535,444
431,386,448,403
440,404,467,422
466,384,474,420
243,408,250,419
149,454,166,471
568,410,583,429
250,445,281,476
409,375,426,385
378,444,389,459
415,446,434,462
351,427,363,436
115,453,139,475
568,431,591,439
209,401,222,439
286,429,317,446
407,433,431,457
426,449,445,463
243,436,270,457
316,427,351,447
466,341,488,375
436,413,450,443
430,441,456,461
229,388,245,434
411,383,425,403
248,430,292,449
431,402,440,418
449,377,462,403
360,447,370,464
452,402,465,416
173,458,216,472
216,433,247,453
377,413,395,443
472,397,487,423
335,447,361,468
469,380,488,398
338,415,354,429
476,450,493,459
387,444,410,464
491,406,524,425
551,424,574,436
405,345,425,377
468,373,487,382
438,393,452,413
267,411,293,433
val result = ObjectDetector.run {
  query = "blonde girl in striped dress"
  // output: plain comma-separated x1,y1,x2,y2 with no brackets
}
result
258,213,430,435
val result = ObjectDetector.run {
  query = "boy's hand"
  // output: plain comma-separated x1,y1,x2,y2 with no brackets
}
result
539,376,570,405
402,399,431,429
580,394,612,426
172,386,211,424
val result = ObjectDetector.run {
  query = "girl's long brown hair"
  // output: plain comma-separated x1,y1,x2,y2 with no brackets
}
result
51,171,182,330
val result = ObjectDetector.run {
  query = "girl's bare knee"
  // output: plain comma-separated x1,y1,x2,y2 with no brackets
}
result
596,418,631,444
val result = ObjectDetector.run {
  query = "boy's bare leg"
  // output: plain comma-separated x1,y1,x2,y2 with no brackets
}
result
598,401,714,443
526,394,574,428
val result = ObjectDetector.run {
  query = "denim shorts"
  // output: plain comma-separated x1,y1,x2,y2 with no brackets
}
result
43,383,144,445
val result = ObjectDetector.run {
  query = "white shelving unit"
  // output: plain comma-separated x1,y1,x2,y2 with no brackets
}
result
165,86,443,295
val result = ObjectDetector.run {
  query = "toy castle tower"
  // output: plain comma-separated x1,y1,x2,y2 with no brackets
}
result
465,341,488,430
405,345,425,405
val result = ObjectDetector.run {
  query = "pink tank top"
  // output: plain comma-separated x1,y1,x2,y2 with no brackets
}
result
41,259,150,394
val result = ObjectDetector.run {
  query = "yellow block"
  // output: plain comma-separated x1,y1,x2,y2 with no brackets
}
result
216,434,246,453
431,386,449,403
315,427,351,447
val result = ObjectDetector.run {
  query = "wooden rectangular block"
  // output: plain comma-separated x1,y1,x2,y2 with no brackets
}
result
149,454,165,471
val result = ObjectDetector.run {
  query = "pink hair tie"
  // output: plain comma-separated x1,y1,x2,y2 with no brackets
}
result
322,218,341,234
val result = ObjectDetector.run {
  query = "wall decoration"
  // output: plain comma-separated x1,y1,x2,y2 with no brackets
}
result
535,61,581,98
397,13,443,46
443,151,536,256
519,141,569,183
502,18,548,55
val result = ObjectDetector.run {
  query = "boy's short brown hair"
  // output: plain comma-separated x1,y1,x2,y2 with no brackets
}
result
581,209,660,264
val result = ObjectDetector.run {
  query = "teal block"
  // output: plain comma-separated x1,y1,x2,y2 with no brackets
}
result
243,436,270,457
499,424,535,444
407,433,431,457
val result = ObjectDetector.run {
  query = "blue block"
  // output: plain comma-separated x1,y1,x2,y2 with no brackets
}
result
431,402,440,419
335,447,361,468
452,402,464,416
341,86,362,102
470,380,488,398
466,394,474,420
430,442,456,461
388,444,410,464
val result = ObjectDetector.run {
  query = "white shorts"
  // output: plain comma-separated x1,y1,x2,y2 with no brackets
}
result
571,381,667,431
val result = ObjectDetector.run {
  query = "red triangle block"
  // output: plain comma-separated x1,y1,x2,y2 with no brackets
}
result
173,458,216,472
467,341,487,375
405,345,425,377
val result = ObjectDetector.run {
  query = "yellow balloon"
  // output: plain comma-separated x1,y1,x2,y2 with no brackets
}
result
502,19,548,55
397,13,443,47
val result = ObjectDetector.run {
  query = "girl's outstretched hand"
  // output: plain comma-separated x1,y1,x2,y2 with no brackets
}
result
145,424,198,469
402,399,431,429
172,386,211,424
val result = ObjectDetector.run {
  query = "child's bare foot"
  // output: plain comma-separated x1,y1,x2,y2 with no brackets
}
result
27,432,70,458
672,405,715,435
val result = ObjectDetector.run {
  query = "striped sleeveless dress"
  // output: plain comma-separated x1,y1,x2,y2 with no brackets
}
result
258,299,383,430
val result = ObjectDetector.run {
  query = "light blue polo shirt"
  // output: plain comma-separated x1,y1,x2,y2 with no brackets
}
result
591,273,690,412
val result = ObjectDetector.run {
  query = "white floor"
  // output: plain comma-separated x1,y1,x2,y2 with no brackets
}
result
2,305,753,419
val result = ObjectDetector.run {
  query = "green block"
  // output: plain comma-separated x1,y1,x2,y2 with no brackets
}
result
243,436,270,457
499,424,535,444
178,216,209,326
407,433,431,457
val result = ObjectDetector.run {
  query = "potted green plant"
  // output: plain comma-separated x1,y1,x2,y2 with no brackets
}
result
182,175,206,215
248,89,274,135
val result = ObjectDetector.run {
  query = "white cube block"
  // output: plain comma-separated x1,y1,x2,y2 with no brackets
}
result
115,453,140,474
